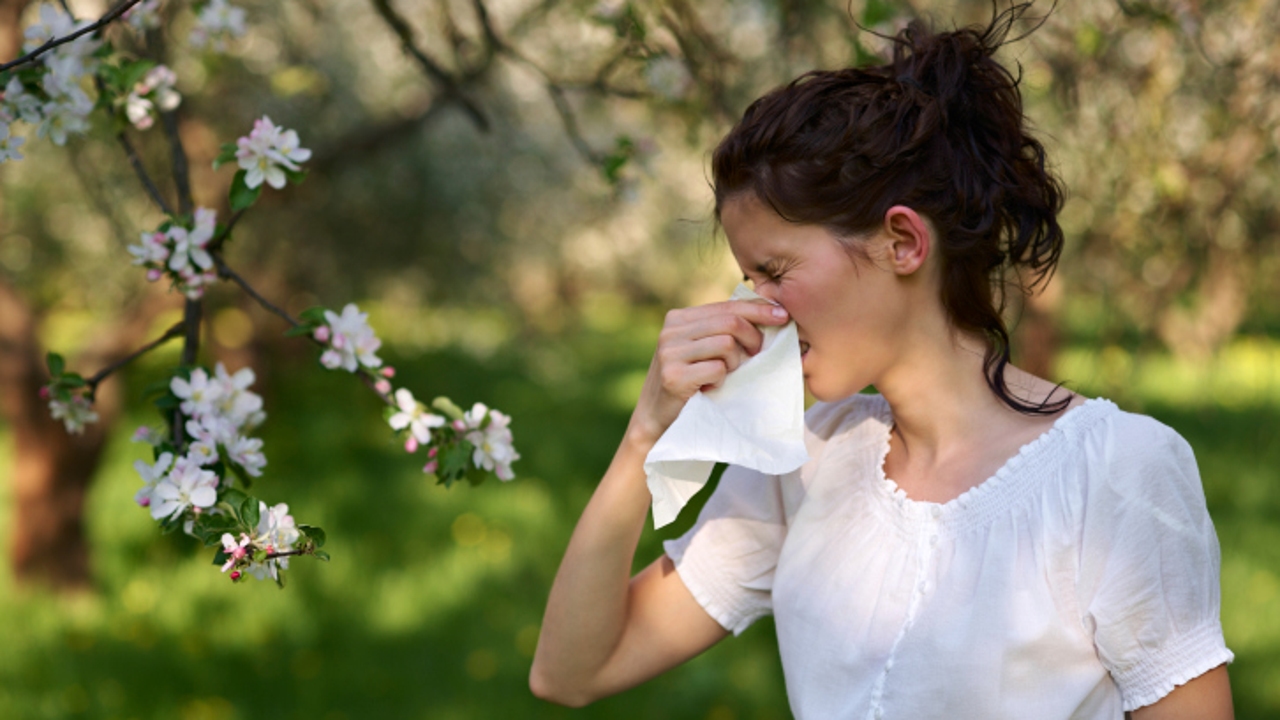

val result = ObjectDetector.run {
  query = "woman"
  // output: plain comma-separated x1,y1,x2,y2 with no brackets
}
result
530,7,1235,718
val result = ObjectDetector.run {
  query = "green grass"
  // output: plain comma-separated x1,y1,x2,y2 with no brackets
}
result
0,314,1275,719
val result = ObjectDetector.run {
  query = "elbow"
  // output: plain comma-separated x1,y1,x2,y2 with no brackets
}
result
528,664,596,708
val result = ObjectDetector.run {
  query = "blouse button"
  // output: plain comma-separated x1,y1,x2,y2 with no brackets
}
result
929,534,939,546
930,505,942,519
917,581,927,594
874,708,884,720
885,657,895,670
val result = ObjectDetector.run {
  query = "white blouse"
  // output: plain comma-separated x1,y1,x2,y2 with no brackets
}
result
664,394,1233,720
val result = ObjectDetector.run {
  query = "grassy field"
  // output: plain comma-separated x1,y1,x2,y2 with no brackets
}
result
0,308,1276,719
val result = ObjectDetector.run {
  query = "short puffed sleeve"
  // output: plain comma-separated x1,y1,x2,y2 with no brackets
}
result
662,463,784,635
1075,411,1234,711
662,397,863,636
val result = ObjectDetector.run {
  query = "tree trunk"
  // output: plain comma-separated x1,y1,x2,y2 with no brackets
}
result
0,281,109,590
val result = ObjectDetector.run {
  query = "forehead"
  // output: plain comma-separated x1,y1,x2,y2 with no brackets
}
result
721,194,835,267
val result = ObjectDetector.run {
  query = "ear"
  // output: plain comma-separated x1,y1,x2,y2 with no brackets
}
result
881,205,932,276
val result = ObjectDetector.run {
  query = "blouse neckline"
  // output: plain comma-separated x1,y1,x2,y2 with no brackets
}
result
867,395,1114,533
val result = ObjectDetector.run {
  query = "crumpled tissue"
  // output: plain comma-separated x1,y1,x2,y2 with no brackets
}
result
644,283,810,529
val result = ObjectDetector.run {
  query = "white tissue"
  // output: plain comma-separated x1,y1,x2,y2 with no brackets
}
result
644,283,810,529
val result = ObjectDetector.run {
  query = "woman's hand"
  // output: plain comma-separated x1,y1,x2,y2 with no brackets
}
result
627,299,790,445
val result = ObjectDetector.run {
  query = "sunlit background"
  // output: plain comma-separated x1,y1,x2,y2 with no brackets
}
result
2,0,1278,717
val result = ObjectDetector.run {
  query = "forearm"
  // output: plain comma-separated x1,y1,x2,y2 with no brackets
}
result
530,425,656,705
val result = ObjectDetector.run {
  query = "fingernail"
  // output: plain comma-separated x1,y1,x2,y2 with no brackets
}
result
772,307,788,318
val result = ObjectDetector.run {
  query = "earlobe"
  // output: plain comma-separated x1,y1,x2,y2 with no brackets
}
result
883,205,931,276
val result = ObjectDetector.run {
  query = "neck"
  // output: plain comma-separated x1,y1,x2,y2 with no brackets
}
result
874,325,1012,460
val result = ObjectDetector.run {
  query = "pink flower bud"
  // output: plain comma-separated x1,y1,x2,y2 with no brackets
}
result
331,333,346,350
452,419,466,432
232,546,247,560
405,436,419,454
374,379,391,395
230,571,241,581
138,497,151,507
313,325,331,343
423,460,438,474
428,446,438,458
380,366,396,378
193,506,203,515
38,386,50,400
146,268,164,282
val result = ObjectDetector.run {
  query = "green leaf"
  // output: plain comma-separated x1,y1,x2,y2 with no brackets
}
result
240,497,260,530
431,397,465,421
226,460,253,490
298,525,325,548
60,373,86,388
119,59,157,93
153,394,179,411
141,378,173,402
229,170,263,212
212,549,229,566
212,142,238,171
313,550,330,562
221,488,248,519
298,306,329,324
283,324,316,338
46,352,65,378
283,167,307,185
275,572,285,590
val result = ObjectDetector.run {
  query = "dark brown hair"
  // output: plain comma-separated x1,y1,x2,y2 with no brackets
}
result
711,3,1068,415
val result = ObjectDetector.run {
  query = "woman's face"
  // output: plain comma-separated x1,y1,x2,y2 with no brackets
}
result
721,194,913,402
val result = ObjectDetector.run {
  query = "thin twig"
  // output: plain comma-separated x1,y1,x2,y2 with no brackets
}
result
211,254,393,406
207,209,245,253
212,254,300,328
0,0,145,72
369,0,490,131
85,321,185,399
117,131,174,215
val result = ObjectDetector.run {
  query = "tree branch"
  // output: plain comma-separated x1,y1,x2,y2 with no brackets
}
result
116,131,174,215
84,320,184,399
0,0,145,72
160,110,193,216
369,0,490,131
211,254,300,329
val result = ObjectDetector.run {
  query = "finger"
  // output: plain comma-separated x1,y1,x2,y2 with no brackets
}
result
678,313,766,356
685,358,729,393
670,334,752,373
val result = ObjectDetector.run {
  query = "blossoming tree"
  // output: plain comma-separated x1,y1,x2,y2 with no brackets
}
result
3,0,520,587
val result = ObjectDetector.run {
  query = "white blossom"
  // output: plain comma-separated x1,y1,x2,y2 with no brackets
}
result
244,502,299,581
133,451,174,507
190,0,246,52
219,532,251,572
211,361,264,429
171,368,221,418
321,303,382,372
149,457,219,521
226,434,266,477
388,388,445,445
234,115,310,190
465,405,519,481
3,78,43,124
123,0,163,32
48,394,98,434
644,56,692,101
0,122,24,163
128,230,169,265
36,96,90,146
124,65,181,131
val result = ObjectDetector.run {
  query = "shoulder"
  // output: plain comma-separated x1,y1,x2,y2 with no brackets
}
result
803,392,889,441
1062,399,1208,525
1070,401,1199,479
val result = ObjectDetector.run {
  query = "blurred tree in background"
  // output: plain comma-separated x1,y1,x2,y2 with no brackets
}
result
1,0,1279,717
